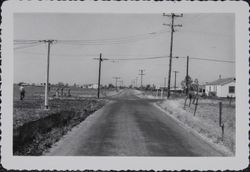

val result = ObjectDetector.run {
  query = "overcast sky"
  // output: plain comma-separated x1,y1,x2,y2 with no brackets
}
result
14,13,235,87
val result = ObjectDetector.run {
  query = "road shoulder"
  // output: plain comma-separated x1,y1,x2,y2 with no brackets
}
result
153,102,233,156
44,100,115,156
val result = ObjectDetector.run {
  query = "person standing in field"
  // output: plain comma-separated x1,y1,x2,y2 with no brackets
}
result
19,84,25,100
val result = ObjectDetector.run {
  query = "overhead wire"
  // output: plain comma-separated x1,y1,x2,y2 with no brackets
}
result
189,57,235,63
107,55,235,63
14,41,40,45
14,29,168,46
57,29,167,43
13,16,234,64
15,51,98,58
15,50,235,63
14,42,44,50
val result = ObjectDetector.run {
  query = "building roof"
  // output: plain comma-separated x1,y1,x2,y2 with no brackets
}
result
206,77,235,86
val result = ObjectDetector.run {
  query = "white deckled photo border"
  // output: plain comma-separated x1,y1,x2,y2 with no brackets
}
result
1,0,249,171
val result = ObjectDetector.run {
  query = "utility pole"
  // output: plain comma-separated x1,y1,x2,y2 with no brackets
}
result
97,53,102,98
93,54,108,98
119,80,123,88
139,69,145,88
42,40,55,109
135,77,138,87
186,56,189,95
164,77,167,88
113,77,120,91
163,13,182,98
173,71,179,91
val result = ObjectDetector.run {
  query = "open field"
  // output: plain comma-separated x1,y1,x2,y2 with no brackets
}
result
13,84,116,100
13,85,120,155
13,97,106,155
156,97,235,154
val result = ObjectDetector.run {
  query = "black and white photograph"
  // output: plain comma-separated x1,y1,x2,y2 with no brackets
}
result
1,1,249,171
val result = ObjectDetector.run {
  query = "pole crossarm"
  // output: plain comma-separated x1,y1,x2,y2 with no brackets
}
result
163,13,183,17
39,40,57,44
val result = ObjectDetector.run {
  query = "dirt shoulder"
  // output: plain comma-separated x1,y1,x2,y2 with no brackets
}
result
155,97,235,155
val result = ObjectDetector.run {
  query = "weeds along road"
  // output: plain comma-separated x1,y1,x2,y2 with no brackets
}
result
46,89,224,156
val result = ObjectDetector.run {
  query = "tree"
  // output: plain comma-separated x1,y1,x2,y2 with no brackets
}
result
57,82,64,86
191,78,199,92
181,76,192,89
145,84,151,90
181,75,193,94
108,83,115,88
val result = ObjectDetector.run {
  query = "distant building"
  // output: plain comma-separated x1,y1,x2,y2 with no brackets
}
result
205,77,235,97
86,84,98,89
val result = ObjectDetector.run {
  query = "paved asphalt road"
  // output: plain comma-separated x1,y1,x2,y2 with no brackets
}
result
46,89,224,156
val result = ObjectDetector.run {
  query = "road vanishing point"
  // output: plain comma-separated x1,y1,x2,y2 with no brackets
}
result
46,89,224,156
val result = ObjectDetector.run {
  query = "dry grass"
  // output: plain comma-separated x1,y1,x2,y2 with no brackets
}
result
157,97,235,154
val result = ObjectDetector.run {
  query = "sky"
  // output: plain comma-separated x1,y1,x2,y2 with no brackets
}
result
14,13,235,87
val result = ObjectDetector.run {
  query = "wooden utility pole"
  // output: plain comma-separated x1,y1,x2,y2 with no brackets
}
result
139,69,145,88
135,77,138,87
173,71,179,91
97,53,102,98
164,77,167,88
44,40,55,109
163,13,182,98
119,80,124,88
93,54,109,98
113,77,120,91
186,56,189,95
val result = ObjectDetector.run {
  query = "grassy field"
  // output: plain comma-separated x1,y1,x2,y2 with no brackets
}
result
13,84,115,100
13,84,115,155
156,97,235,155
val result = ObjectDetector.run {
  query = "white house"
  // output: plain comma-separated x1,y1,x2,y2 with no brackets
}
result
87,84,98,89
205,77,235,97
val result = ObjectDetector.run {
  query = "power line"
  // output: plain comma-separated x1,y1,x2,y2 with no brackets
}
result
14,41,41,45
15,51,98,58
14,42,44,50
15,50,235,63
14,29,167,46
108,55,171,61
57,36,163,46
189,57,235,63
15,49,235,64
58,30,166,42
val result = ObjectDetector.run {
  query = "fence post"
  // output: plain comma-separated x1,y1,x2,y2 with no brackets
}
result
184,96,188,109
194,97,199,116
221,123,224,141
189,95,192,107
219,101,224,141
219,102,222,126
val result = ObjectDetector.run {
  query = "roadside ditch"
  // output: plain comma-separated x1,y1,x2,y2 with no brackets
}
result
13,98,106,155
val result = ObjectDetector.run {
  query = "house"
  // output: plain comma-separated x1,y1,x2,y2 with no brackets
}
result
86,84,98,89
205,77,235,97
